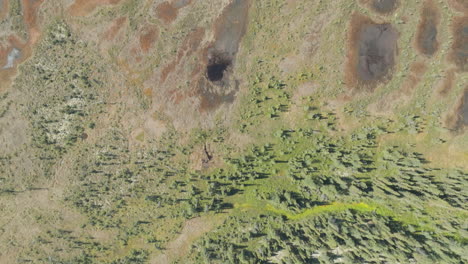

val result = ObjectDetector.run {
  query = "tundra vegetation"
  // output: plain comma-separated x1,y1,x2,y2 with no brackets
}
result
0,0,467,263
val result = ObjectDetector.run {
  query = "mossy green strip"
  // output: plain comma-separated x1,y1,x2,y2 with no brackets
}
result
265,202,376,220
262,202,467,243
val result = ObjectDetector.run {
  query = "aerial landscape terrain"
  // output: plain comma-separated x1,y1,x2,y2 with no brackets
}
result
0,0,467,263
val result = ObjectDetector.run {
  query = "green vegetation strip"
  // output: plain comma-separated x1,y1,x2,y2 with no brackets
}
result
261,201,467,243
265,202,375,220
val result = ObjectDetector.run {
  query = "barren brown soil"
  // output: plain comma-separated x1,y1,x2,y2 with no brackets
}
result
438,69,456,96
23,0,44,44
0,0,8,20
371,0,398,14
155,1,178,24
0,44,11,69
198,78,238,112
155,0,192,24
345,14,398,90
446,87,468,130
104,16,126,41
160,60,177,84
402,61,427,95
449,16,468,72
68,0,121,17
139,25,158,53
160,27,205,84
415,0,440,57
448,0,468,13
460,88,468,127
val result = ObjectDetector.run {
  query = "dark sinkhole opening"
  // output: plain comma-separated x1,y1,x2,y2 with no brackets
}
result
206,53,232,82
207,63,229,81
